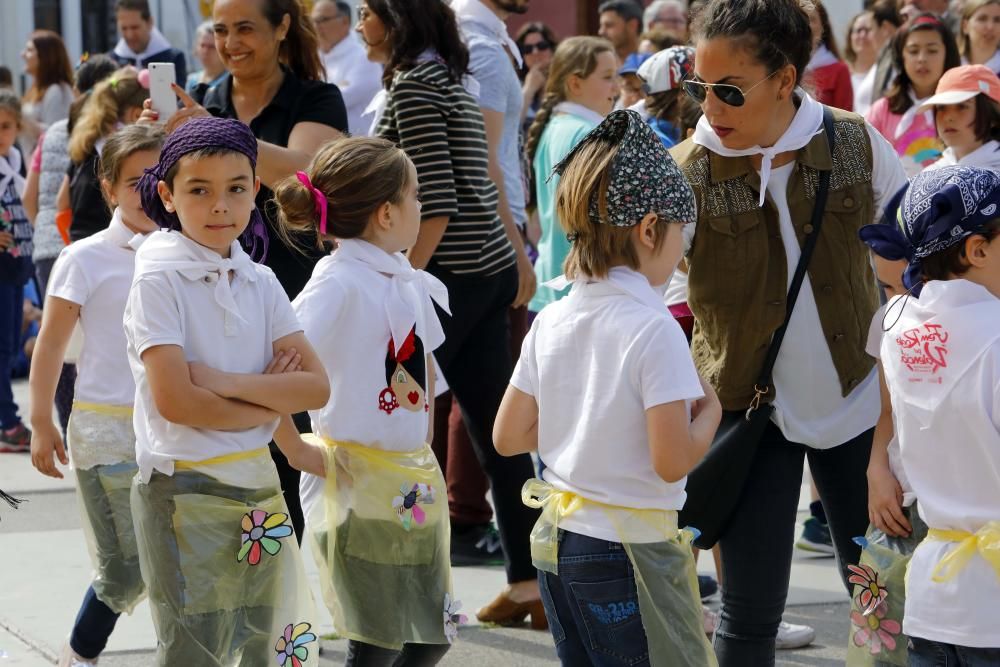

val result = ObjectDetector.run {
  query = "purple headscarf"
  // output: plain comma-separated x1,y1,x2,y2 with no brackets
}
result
137,117,268,261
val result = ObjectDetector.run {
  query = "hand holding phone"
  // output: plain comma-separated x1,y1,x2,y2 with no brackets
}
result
148,62,178,124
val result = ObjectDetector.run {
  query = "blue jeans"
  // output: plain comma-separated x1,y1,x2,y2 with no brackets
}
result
538,530,650,667
0,282,24,429
908,636,1000,666
69,586,121,660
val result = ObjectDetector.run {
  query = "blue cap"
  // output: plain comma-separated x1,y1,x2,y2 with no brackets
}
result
618,52,651,76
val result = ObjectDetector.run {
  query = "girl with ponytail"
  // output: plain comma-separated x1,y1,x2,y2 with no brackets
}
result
525,36,616,314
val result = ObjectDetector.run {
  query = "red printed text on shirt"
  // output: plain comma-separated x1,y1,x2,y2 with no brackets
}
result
896,323,949,380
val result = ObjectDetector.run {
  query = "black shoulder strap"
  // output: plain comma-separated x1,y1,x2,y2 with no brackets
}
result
751,107,836,403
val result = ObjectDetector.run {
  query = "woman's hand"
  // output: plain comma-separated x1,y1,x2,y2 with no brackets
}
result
524,64,548,97
30,421,68,479
138,84,211,133
0,231,13,251
867,460,911,537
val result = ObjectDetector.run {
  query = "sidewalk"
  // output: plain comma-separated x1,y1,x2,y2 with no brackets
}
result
1,379,850,665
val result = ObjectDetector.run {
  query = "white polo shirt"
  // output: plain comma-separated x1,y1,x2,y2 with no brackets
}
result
511,267,704,543
124,230,301,483
47,209,144,406
882,279,1000,648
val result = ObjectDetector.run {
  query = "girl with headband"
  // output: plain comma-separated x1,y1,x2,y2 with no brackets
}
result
495,110,720,666
863,165,1000,664
124,116,329,665
270,136,455,664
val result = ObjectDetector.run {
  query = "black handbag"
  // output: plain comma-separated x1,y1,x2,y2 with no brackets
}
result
679,107,837,550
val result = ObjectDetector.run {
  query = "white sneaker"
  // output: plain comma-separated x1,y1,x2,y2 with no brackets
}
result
59,643,98,667
775,620,815,650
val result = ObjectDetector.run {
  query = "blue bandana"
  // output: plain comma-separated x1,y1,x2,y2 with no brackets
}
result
859,165,1000,293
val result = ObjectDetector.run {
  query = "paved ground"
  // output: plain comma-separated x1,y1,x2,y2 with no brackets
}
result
0,379,851,665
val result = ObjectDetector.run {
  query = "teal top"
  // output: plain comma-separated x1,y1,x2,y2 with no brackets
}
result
529,112,599,313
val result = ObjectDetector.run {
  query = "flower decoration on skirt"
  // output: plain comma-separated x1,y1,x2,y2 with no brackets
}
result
443,594,468,644
392,483,435,531
274,622,318,667
850,602,902,655
237,509,293,565
847,563,889,616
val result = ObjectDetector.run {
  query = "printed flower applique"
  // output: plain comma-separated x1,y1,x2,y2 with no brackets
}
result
847,563,889,616
850,601,902,655
392,483,434,531
443,593,468,644
237,509,293,565
274,622,317,667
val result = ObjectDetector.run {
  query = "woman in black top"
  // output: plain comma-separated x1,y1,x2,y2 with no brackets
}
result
142,0,347,539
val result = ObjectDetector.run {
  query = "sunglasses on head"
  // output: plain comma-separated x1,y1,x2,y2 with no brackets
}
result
682,69,781,107
522,41,552,55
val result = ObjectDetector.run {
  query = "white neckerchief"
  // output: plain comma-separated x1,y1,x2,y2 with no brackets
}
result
331,238,449,354
806,44,839,71
553,101,606,126
364,49,480,135
546,266,666,314
693,91,825,208
933,140,1000,170
113,27,172,62
0,147,24,197
106,207,152,250
895,91,932,141
452,0,523,69
134,229,257,333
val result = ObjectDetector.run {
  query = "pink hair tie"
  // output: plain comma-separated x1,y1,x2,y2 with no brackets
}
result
296,170,329,236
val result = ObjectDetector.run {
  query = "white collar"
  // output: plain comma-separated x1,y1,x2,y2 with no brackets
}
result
332,238,450,355
106,207,150,249
0,147,24,197
547,266,666,314
931,140,1000,170
807,45,839,71
693,91,825,208
325,34,359,61
113,27,172,62
134,230,257,333
554,101,606,126
452,0,523,69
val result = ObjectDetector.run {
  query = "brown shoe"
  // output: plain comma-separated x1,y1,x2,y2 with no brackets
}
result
476,591,548,630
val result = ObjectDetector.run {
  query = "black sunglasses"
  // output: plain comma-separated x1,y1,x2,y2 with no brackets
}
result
522,41,552,55
682,69,780,107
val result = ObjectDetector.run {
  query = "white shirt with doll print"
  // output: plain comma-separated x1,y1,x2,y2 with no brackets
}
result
510,266,704,544
293,239,448,522
864,302,915,506
124,230,302,483
881,279,1000,648
48,208,146,407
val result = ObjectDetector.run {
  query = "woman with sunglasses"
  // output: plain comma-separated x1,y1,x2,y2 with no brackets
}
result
670,0,908,664
515,22,558,127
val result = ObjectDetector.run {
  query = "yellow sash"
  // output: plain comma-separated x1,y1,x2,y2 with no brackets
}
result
72,401,133,417
174,446,270,470
926,521,1000,583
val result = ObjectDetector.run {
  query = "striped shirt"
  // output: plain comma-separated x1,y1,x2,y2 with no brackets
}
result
378,61,515,276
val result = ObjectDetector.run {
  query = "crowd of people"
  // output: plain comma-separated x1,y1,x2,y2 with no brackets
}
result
0,0,998,665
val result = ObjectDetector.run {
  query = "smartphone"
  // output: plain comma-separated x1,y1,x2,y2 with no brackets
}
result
148,62,178,123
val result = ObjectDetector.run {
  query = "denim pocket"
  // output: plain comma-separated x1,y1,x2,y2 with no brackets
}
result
570,576,649,666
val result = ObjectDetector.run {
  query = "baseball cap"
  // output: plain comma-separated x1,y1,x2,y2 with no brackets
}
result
618,52,651,77
636,45,695,95
917,65,1000,113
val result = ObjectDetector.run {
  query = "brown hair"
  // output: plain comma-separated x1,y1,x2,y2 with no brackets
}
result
115,0,152,20
24,30,74,103
886,14,961,115
556,139,671,280
646,89,683,126
273,136,412,247
257,0,325,82
0,90,23,124
960,0,1000,58
920,220,1000,280
525,36,615,166
68,67,148,164
812,1,842,60
98,124,165,207
639,28,680,52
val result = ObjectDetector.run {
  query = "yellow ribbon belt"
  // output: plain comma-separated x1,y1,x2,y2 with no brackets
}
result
72,401,134,417
926,521,1000,583
174,446,270,470
522,479,683,536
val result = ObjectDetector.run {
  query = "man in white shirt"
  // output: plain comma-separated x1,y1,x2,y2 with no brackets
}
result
311,0,383,136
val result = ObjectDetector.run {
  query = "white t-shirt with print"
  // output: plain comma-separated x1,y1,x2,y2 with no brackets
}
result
510,267,704,543
881,279,1000,648
294,244,446,522
47,209,143,406
124,231,302,483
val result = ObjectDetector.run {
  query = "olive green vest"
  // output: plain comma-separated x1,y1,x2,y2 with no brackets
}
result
670,108,879,412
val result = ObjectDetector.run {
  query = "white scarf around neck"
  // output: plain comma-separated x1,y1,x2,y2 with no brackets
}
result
806,45,839,71
931,140,1000,170
332,238,450,355
134,230,257,332
0,147,24,197
113,26,172,62
546,267,666,314
553,101,606,126
692,90,825,207
451,0,523,69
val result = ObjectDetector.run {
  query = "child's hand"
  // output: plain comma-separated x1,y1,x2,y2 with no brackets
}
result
30,422,68,479
867,461,911,537
691,375,722,422
264,348,302,375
